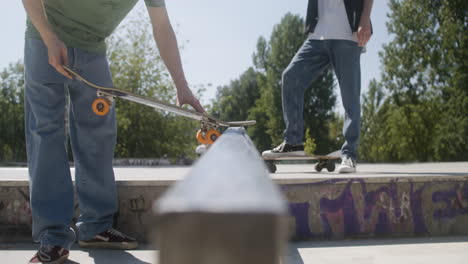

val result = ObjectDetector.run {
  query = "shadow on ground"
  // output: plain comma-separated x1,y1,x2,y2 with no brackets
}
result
81,249,151,264
289,235,468,249
284,236,468,264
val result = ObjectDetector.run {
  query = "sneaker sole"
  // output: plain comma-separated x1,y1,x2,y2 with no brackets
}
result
338,168,356,173
29,253,69,264
78,240,138,250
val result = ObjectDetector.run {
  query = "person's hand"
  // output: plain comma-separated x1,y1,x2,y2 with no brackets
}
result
357,16,372,47
176,85,206,114
44,35,73,79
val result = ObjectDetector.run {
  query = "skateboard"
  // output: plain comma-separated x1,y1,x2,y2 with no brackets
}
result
263,150,341,173
64,66,256,144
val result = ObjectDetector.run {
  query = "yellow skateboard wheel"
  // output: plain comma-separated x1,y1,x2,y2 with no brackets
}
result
196,130,209,145
205,129,221,145
92,97,111,116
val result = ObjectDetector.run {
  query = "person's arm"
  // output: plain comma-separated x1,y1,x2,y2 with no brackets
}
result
357,0,373,47
146,6,205,113
22,0,72,78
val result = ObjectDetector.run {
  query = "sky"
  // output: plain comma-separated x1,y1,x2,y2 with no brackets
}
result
0,0,391,108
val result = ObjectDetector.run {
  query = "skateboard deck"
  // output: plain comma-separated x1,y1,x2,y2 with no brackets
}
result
64,66,255,144
263,150,341,173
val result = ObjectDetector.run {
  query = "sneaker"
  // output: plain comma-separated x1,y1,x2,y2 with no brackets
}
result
78,228,138,250
337,156,356,173
262,141,305,158
29,245,69,264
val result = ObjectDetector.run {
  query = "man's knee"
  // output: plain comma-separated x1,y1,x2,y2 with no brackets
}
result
282,64,299,85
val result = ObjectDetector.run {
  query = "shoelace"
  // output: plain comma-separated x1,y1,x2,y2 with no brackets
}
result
342,157,355,167
38,245,55,261
107,228,127,238
273,141,286,151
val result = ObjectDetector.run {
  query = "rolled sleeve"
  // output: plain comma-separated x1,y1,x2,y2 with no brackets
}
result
145,0,165,7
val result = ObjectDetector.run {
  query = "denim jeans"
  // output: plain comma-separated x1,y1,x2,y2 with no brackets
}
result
282,38,362,160
24,38,118,249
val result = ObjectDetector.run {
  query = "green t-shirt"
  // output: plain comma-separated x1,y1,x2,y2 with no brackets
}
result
26,0,165,54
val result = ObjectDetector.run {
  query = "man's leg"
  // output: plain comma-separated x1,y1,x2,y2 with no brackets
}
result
24,38,76,249
329,40,362,164
282,38,330,145
67,48,137,249
66,48,118,240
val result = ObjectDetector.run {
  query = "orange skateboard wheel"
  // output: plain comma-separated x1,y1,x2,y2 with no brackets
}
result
205,129,221,145
92,97,111,116
196,130,209,145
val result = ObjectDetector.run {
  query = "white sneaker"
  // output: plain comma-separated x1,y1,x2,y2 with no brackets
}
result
337,156,356,173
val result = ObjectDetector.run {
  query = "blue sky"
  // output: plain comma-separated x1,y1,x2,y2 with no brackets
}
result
1,0,391,108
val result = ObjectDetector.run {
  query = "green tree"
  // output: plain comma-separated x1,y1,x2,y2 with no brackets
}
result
209,66,269,148
359,79,387,162
304,128,317,155
430,1,468,160
210,67,260,123
376,0,468,161
106,15,201,159
0,62,26,162
326,113,345,154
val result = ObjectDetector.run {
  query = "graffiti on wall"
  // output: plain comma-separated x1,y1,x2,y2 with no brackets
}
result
0,188,32,225
2,179,468,241
286,179,468,239
0,188,149,228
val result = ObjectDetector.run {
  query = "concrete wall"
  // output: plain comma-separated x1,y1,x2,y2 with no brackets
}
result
0,185,31,242
1,175,468,243
0,184,168,243
285,177,468,240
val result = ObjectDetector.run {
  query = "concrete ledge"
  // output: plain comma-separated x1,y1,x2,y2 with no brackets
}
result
1,163,467,243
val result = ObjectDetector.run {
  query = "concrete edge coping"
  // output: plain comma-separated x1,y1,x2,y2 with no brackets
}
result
2,174,468,187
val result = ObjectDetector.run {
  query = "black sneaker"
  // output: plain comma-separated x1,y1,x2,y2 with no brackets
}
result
78,228,138,250
262,141,305,158
29,245,69,264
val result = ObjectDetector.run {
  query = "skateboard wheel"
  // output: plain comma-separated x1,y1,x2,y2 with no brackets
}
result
196,130,209,145
92,97,111,116
314,162,324,172
265,161,277,173
326,161,336,172
205,130,221,145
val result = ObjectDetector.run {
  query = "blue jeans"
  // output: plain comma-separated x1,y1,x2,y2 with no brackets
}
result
282,38,362,160
24,38,118,249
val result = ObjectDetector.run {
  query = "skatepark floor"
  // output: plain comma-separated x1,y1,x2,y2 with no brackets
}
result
1,236,467,264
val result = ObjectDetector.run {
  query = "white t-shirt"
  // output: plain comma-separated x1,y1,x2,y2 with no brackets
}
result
309,0,358,42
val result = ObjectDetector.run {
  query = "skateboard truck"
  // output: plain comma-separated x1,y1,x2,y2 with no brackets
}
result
196,120,221,145
92,90,114,116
